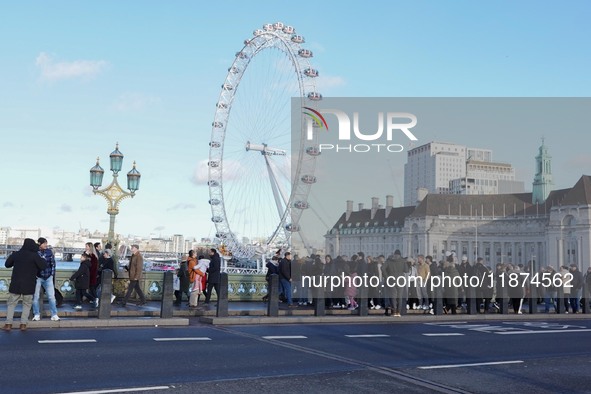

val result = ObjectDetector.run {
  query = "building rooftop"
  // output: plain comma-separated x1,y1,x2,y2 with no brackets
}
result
330,175,591,229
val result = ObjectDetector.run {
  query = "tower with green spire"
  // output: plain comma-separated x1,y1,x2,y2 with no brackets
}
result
532,138,553,204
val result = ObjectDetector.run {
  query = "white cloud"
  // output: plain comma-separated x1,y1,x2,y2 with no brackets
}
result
167,203,196,211
191,160,210,185
114,92,161,112
191,159,244,186
36,52,108,81
315,74,346,91
60,204,72,212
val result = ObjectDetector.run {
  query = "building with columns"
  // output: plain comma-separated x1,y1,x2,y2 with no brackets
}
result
325,143,591,271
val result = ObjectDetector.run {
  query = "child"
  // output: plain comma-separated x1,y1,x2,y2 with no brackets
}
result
70,252,96,310
344,270,358,310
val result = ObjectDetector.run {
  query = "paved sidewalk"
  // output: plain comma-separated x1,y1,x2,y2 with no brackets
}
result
2,299,590,328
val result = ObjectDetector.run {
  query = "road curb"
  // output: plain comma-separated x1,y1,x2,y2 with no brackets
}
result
19,317,190,329
199,313,591,325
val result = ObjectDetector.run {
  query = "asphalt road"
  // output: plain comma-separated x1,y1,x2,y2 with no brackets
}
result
1,319,591,394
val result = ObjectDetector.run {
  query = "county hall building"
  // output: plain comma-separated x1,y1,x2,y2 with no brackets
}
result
325,141,591,271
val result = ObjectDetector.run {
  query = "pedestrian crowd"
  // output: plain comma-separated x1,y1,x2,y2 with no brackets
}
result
3,237,129,331
4,238,590,329
262,249,591,316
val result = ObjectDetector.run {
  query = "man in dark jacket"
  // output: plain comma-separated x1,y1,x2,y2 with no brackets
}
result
4,238,47,331
204,248,221,304
98,249,118,304
569,264,584,313
382,249,409,316
279,252,295,307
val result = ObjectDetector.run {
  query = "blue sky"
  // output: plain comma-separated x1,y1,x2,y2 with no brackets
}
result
0,1,590,244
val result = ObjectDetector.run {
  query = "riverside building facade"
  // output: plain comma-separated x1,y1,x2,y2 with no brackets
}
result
326,142,590,271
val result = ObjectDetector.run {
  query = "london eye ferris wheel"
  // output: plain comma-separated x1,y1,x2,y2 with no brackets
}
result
207,22,322,259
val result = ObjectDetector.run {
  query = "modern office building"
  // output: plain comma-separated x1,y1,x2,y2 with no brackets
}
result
404,141,522,205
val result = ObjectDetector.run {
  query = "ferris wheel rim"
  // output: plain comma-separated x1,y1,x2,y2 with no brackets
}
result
207,22,321,259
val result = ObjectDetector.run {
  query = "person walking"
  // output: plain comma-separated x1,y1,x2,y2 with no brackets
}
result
70,252,96,310
4,238,47,331
204,248,221,304
120,244,146,306
97,248,117,304
85,242,99,300
31,237,60,322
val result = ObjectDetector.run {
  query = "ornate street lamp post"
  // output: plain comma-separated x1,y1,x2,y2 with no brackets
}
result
89,143,141,252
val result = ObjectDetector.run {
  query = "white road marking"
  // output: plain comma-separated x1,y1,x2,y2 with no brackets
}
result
345,334,390,338
56,385,171,394
153,337,212,341
418,360,524,369
495,329,591,335
38,339,97,344
424,322,467,325
422,333,465,337
262,335,307,339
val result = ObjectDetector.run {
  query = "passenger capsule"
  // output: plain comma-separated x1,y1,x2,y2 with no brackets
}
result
305,146,321,156
301,175,317,184
209,141,221,148
222,83,233,91
293,201,309,209
253,29,264,36
298,49,313,58
208,161,219,168
285,223,300,232
209,199,221,205
207,180,219,187
263,23,274,31
291,35,305,43
307,92,323,101
212,121,223,128
273,22,284,30
282,25,295,34
303,68,319,77
211,216,223,223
